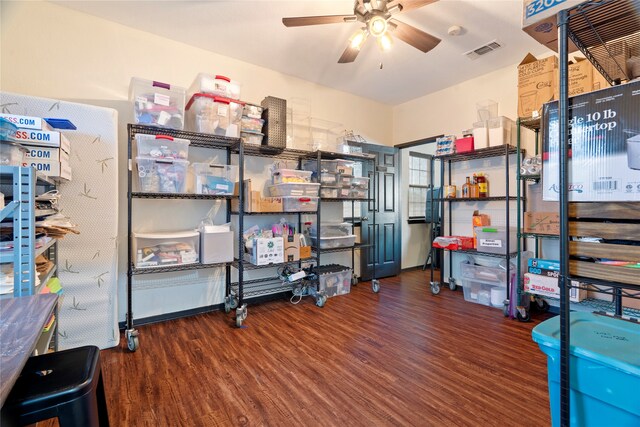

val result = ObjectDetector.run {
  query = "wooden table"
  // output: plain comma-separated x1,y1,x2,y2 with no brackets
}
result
0,294,58,407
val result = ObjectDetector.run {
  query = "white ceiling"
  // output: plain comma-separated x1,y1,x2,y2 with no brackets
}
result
52,0,550,105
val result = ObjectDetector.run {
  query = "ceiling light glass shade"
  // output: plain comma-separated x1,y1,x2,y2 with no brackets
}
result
368,16,387,37
377,32,393,51
350,29,368,50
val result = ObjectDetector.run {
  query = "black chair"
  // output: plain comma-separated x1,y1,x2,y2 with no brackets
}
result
1,345,109,427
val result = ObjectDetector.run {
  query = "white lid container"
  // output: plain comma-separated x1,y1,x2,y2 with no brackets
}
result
132,230,199,268
309,222,352,238
273,169,313,184
185,93,240,137
487,116,516,147
129,77,185,130
310,234,356,249
136,156,189,193
135,134,190,160
241,132,263,145
192,163,238,195
269,182,320,197
188,73,241,100
282,196,318,212
473,121,489,149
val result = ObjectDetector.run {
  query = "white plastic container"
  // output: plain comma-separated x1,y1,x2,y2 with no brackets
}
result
192,163,238,195
129,77,185,130
0,142,27,166
282,196,318,212
319,186,342,198
303,159,338,173
474,226,518,254
269,182,320,197
473,121,489,149
488,116,516,147
318,172,339,185
241,132,263,145
460,262,508,307
132,230,199,268
338,175,353,187
135,134,190,160
318,268,352,298
185,93,240,137
273,169,313,184
335,159,355,175
350,177,370,190
309,222,352,238
136,156,189,193
189,73,241,100
241,117,264,133
243,104,263,119
350,188,368,199
311,235,356,249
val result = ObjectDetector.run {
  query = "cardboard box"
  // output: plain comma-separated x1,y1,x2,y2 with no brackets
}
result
527,265,560,278
23,159,71,181
599,40,630,80
299,245,311,259
554,58,593,98
592,69,612,91
200,230,233,264
249,237,284,266
518,53,558,118
528,258,559,271
0,113,49,130
543,80,640,202
523,211,560,235
13,129,70,154
522,0,582,54
283,234,300,262
472,210,491,249
260,197,283,212
23,146,70,163
524,273,587,302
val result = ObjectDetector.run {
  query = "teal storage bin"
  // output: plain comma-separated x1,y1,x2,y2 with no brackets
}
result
532,312,640,427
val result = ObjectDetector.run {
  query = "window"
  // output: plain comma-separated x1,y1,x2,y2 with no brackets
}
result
408,152,430,221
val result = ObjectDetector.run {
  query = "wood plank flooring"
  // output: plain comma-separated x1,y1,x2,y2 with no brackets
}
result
43,269,554,426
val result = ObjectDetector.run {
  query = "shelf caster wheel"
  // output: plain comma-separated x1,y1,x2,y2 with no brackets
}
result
126,329,139,352
516,306,531,322
224,295,238,313
533,298,550,313
316,295,327,308
235,304,247,328
448,278,457,291
372,279,380,293
430,282,440,295
352,274,359,286
503,300,510,317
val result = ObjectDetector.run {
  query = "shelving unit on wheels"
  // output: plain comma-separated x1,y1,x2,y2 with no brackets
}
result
126,124,238,351
428,145,521,316
0,165,60,353
556,1,640,425
228,143,323,328
311,150,379,294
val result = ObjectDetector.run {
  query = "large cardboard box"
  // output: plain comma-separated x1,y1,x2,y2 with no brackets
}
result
13,129,70,154
599,40,630,81
592,69,612,92
22,158,71,181
521,0,581,53
283,234,300,262
523,212,560,235
23,146,70,163
524,273,587,302
518,53,558,118
554,58,593,98
543,80,640,201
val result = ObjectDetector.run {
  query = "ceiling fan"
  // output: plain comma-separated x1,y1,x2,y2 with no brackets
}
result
282,0,441,64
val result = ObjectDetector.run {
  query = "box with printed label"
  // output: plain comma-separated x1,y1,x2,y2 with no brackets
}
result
521,1,581,53
13,129,71,154
528,258,560,271
474,226,517,255
543,81,640,201
23,146,70,163
249,237,284,266
0,114,48,130
524,273,587,302
23,159,71,180
283,234,301,262
554,58,594,98
517,53,558,118
527,265,560,278
523,212,560,235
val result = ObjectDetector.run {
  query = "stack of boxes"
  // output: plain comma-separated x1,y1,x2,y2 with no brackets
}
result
1,113,72,181
524,258,587,302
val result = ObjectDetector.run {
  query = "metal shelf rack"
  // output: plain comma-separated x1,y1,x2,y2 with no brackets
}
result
428,144,521,302
556,2,640,425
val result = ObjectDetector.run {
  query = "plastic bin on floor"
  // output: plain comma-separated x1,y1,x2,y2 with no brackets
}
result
310,235,356,249
532,312,640,427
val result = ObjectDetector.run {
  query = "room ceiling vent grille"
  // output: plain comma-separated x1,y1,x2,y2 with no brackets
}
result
464,40,502,60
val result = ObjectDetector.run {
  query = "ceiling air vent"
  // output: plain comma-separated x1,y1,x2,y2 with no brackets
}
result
464,40,502,60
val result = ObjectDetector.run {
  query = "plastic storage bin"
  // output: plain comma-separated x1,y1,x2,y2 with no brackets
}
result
0,142,27,166
273,169,312,184
192,163,238,195
309,222,352,238
315,265,352,298
310,235,356,249
0,118,18,141
532,312,640,427
350,188,368,199
488,116,516,147
476,99,498,122
132,230,199,268
241,132,263,145
243,104,263,119
136,157,189,193
474,226,517,254
335,160,355,175
350,177,369,189
188,73,241,100
269,183,320,197
319,186,343,198
135,134,189,159
129,78,185,130
282,196,318,212
318,172,339,185
240,117,264,133
185,93,240,137
473,121,489,149
303,159,338,173
338,175,353,187
460,263,509,308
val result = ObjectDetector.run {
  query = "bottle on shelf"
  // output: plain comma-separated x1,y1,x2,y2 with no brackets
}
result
445,185,457,199
470,173,479,198
462,177,471,198
477,173,488,198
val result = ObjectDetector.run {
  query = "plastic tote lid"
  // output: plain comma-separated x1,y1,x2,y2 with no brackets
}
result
186,93,232,110
215,75,231,82
532,312,640,376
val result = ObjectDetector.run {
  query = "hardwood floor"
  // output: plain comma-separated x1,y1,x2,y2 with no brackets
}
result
46,269,554,426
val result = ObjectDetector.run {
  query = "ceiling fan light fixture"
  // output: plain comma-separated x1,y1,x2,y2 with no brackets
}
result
377,32,393,51
350,29,368,50
368,15,387,37
387,4,403,15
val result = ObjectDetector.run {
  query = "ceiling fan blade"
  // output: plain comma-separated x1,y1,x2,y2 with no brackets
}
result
389,19,441,53
387,0,438,13
338,44,361,63
283,15,357,27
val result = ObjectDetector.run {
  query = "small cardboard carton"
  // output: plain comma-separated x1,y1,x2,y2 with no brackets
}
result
523,212,560,235
472,210,490,249
517,53,558,119
524,273,587,302
283,234,300,262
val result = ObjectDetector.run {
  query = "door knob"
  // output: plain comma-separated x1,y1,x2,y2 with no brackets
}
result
362,216,369,221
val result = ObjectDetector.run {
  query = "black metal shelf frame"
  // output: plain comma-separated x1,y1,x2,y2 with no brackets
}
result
131,192,236,200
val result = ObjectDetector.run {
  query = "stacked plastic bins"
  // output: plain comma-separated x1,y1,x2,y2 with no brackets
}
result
269,169,319,212
129,78,186,129
134,134,190,194
303,159,369,199
532,313,640,427
241,104,264,145
132,230,199,269
309,222,356,249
